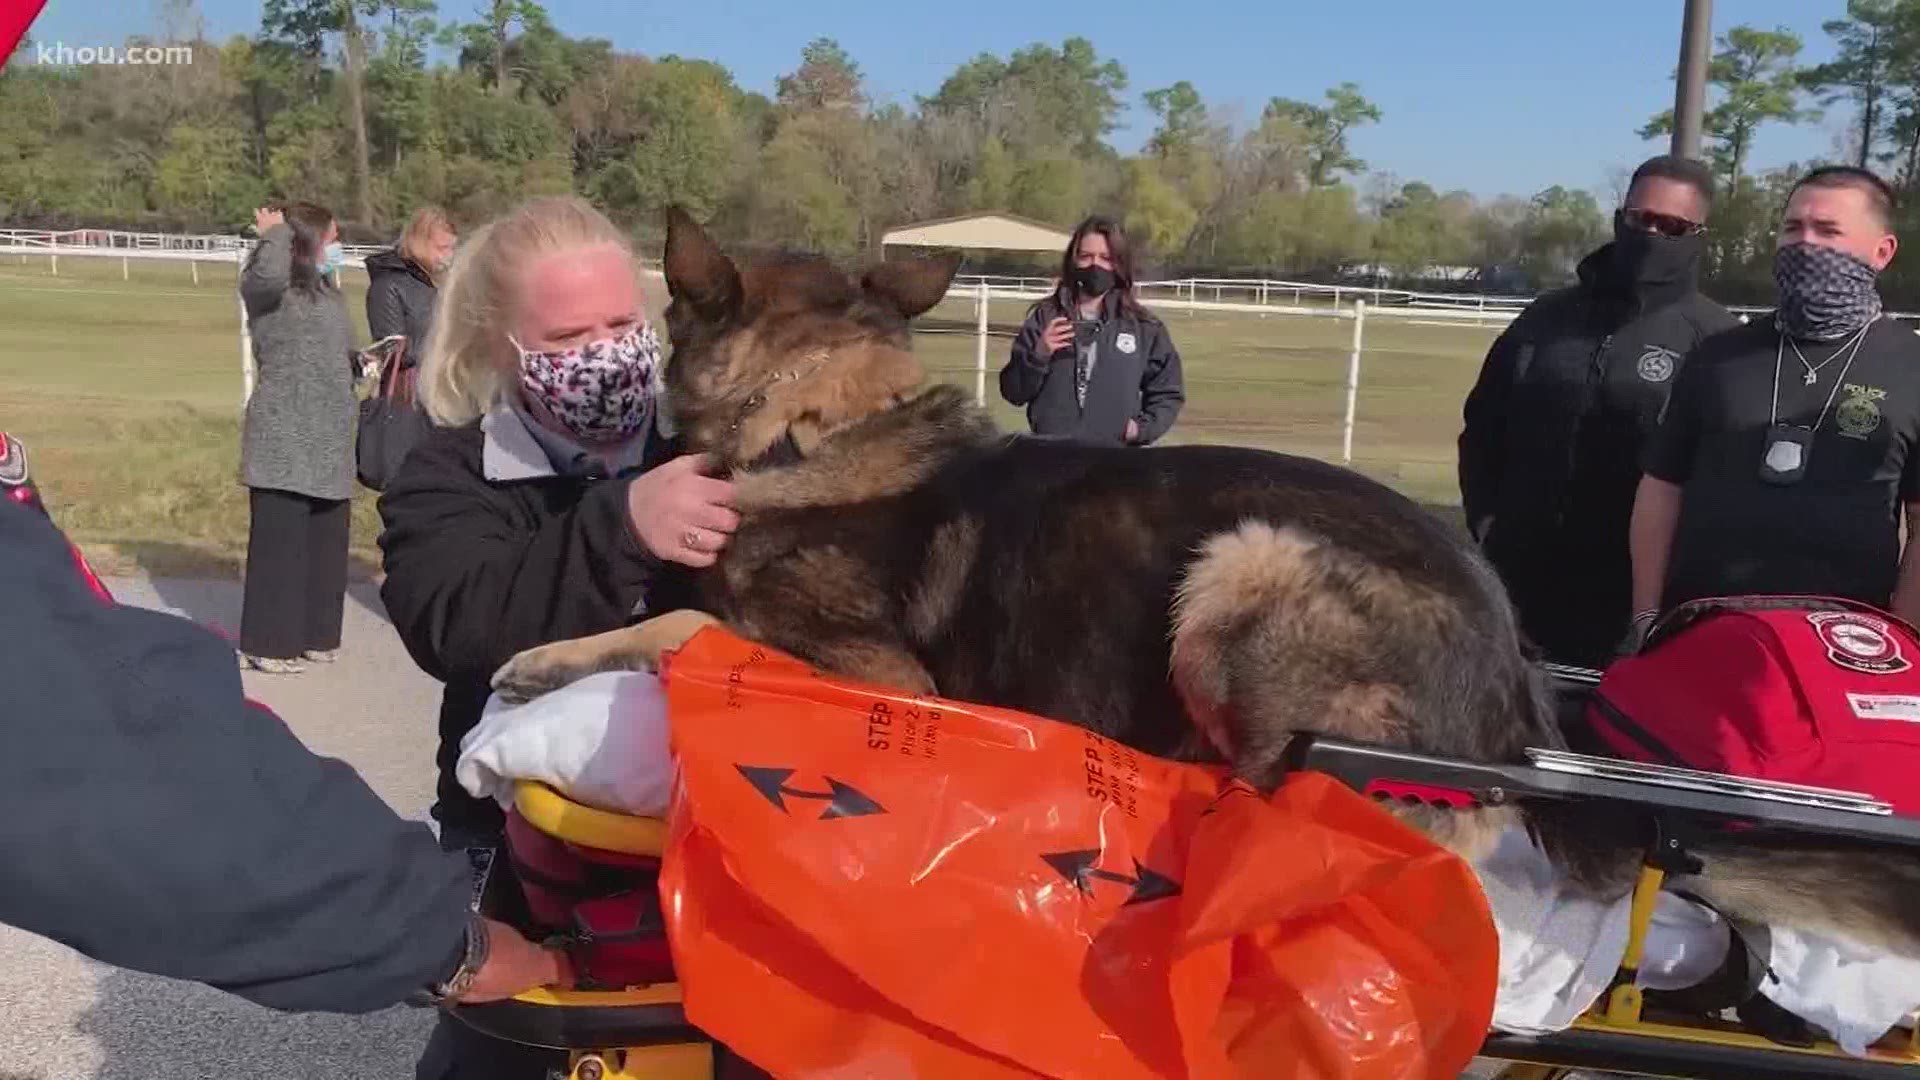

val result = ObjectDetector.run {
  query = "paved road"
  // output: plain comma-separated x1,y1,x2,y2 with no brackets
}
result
0,574,448,1080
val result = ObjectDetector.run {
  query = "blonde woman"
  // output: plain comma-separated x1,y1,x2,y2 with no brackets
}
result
377,195,735,1076
365,205,456,360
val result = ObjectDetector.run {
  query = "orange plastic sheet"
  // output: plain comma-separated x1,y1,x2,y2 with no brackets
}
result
656,627,1498,1079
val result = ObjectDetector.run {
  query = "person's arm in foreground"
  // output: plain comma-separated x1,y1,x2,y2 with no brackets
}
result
0,499,564,1013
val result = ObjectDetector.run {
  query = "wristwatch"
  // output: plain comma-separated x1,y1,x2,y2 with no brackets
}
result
422,913,491,1006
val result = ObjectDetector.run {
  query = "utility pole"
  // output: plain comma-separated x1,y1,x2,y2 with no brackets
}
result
1672,0,1713,160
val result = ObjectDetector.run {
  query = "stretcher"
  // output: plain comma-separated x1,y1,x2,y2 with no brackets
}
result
448,664,1920,1079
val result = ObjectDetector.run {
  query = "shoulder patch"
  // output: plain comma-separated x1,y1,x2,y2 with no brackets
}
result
1636,344,1680,384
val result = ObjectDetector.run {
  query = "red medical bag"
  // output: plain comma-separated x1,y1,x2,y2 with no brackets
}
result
1587,596,1920,815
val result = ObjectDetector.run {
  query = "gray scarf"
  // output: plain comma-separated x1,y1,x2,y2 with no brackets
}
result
1773,242,1884,341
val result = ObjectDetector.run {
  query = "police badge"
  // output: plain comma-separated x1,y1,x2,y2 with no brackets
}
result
1835,383,1887,440
1760,423,1813,485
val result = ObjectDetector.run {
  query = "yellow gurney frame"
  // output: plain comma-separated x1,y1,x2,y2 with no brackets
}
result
454,732,1920,1079
447,782,722,1080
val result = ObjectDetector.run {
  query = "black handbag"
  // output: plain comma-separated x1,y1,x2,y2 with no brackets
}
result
355,336,431,492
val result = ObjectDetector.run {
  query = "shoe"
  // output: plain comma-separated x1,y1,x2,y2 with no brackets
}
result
240,653,305,674
302,649,340,664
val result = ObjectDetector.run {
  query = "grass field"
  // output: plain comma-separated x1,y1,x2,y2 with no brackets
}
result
0,253,1496,580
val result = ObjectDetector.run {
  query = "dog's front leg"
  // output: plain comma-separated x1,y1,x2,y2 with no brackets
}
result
490,609,720,703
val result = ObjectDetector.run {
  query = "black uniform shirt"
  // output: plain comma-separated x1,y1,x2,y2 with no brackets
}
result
1645,314,1920,609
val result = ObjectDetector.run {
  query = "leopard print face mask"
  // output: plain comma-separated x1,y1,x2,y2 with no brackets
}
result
510,323,662,444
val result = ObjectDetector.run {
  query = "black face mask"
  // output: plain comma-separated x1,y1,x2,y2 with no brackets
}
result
1072,264,1116,297
1610,221,1704,291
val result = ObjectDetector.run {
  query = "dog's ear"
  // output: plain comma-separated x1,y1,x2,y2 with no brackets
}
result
664,206,742,319
862,250,962,321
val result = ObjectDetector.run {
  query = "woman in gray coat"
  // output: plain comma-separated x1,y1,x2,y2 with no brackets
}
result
237,202,359,674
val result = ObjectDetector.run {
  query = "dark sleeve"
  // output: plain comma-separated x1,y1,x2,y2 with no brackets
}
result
1457,315,1528,532
375,431,663,683
1643,346,1708,484
1132,319,1185,444
0,501,468,1014
366,275,406,344
998,307,1054,406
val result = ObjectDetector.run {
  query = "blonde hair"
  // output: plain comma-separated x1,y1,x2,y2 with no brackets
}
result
397,205,454,275
418,196,634,428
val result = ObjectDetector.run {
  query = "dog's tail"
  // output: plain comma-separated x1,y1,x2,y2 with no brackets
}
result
1168,519,1540,861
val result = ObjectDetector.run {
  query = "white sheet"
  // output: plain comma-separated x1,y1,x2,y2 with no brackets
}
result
1474,824,1920,1056
1761,924,1920,1056
1476,825,1730,1035
455,670,675,817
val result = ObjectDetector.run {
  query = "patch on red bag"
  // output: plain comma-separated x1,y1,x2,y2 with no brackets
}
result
1809,610,1911,675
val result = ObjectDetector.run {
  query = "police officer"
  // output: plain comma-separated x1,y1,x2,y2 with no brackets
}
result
1459,154,1737,667
1631,165,1920,635
999,215,1185,446
0,433,569,1016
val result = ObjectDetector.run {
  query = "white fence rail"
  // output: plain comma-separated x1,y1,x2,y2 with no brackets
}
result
11,227,1919,468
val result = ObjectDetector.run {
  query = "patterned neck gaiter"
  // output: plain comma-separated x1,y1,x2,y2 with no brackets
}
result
510,324,662,444
1774,242,1884,341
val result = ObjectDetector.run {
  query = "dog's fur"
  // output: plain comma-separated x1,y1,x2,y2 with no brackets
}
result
494,208,1920,956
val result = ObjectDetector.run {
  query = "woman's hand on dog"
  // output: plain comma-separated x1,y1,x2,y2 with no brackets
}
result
452,918,574,1003
628,453,739,568
1041,317,1074,357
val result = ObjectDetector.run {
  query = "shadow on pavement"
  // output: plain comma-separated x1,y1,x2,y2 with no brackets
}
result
77,969,434,1080
87,541,391,633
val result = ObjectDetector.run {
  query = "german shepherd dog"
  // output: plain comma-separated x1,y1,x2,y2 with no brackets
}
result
494,208,1920,957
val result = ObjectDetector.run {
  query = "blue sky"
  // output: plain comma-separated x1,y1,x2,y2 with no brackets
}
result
34,0,1863,202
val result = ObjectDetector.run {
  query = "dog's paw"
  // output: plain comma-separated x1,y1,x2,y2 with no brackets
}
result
489,644,589,705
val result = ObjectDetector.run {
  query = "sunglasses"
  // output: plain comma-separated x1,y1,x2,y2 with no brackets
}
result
1618,207,1706,238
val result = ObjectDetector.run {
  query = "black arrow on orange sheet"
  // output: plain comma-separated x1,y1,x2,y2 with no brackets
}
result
1041,850,1182,905
736,765,886,819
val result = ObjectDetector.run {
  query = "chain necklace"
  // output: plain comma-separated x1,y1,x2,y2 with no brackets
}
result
1786,319,1871,386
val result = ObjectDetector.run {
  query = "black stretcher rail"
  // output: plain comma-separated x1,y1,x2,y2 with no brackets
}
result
1481,1027,1920,1080
1279,735,1920,850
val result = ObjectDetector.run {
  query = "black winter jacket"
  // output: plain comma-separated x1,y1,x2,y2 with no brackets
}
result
364,249,438,367
1457,242,1738,664
376,423,692,845
0,496,468,1013
999,287,1185,445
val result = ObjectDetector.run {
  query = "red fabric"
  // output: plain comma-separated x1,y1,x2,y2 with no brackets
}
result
1589,597,1920,814
502,811,676,989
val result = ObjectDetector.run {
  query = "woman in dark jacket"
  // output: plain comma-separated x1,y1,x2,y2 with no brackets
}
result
237,201,359,674
999,215,1186,446
375,196,738,1078
365,205,455,361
